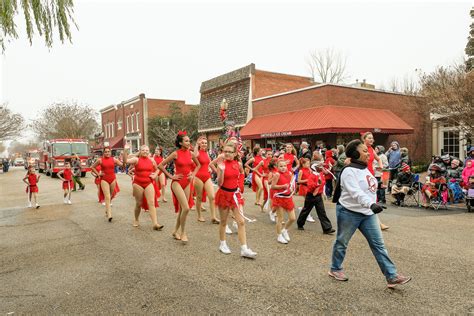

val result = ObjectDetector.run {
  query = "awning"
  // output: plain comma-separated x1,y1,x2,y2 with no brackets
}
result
240,105,414,140
103,137,123,149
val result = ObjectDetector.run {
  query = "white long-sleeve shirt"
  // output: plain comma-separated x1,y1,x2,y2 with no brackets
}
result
339,167,378,215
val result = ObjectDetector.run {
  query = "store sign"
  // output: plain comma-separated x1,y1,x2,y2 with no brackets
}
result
373,128,382,133
261,131,292,138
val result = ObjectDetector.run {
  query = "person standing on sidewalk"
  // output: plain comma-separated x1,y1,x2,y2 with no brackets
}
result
72,154,85,191
328,139,411,288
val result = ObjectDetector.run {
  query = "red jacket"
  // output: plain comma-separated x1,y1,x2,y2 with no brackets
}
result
307,172,326,195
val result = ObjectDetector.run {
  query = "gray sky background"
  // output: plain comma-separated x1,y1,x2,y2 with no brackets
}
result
1,0,472,142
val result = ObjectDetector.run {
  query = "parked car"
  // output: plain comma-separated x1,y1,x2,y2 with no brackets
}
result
14,158,25,166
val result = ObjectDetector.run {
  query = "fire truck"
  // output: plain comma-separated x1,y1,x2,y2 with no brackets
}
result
38,139,91,177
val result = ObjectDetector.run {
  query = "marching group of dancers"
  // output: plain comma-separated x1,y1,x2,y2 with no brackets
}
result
22,131,412,287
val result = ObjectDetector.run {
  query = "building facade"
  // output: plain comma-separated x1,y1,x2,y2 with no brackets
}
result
99,94,192,154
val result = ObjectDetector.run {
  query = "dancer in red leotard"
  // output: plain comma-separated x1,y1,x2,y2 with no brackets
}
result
153,146,168,203
158,131,200,244
91,163,103,204
297,158,311,196
194,136,219,224
215,142,257,258
91,147,123,222
123,144,163,230
244,146,264,210
23,166,41,209
271,159,296,244
281,143,299,174
261,148,273,211
57,161,74,205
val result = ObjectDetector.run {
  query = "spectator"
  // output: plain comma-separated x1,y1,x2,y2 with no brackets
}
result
71,154,85,191
374,146,389,203
391,163,415,206
462,160,474,186
465,147,474,165
333,145,346,179
386,141,401,190
400,147,411,167
299,141,312,160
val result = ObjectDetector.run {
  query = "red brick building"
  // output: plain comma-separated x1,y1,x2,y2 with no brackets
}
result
240,83,431,162
198,64,314,148
99,94,192,153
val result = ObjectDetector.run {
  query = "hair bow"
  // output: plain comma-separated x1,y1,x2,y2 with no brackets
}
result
178,130,187,136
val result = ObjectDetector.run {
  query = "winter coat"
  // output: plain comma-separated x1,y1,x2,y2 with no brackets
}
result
386,142,401,169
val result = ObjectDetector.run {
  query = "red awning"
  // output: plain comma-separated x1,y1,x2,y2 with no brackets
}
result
240,105,414,139
101,137,123,149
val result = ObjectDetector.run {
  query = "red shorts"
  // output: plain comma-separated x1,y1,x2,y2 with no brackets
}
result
26,185,38,193
215,189,244,209
272,197,295,211
62,180,73,190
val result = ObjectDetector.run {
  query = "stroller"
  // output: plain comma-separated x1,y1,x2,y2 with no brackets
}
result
464,176,474,213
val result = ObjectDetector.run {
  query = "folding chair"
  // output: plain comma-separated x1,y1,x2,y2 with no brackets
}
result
402,181,422,208
428,185,449,210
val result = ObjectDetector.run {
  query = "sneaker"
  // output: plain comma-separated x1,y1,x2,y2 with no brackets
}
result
328,270,349,281
323,228,336,234
101,202,106,206
64,198,68,204
67,200,72,205
219,243,231,254
387,274,412,288
269,211,276,223
240,247,257,259
35,203,40,209
277,234,288,244
281,229,291,242
297,226,304,230
225,225,232,235
306,214,316,223
27,202,32,208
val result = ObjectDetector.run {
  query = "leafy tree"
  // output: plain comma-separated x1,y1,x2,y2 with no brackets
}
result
0,104,25,141
148,103,198,152
32,102,99,140
466,7,474,71
0,0,77,52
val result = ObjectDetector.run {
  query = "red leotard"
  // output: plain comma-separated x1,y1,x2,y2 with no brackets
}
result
133,156,160,210
62,169,73,190
153,155,164,176
195,150,211,183
252,155,264,192
215,160,244,208
26,174,39,193
172,148,194,213
298,167,311,196
367,146,375,176
97,157,120,203
100,156,116,184
284,153,296,173
262,157,272,201
94,165,102,185
272,171,295,211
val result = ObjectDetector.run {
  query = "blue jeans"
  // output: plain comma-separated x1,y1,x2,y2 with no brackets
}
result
330,204,397,280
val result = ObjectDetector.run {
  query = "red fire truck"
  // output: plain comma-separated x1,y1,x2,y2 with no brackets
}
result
24,149,40,169
38,139,91,177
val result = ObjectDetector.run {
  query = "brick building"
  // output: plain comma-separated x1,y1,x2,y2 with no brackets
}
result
98,94,192,154
240,83,431,162
198,64,314,148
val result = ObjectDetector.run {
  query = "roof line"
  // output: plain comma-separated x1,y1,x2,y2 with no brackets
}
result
254,69,313,80
252,82,412,102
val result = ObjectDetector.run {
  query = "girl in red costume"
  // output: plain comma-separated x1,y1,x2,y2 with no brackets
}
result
57,161,74,205
123,144,163,230
91,147,123,222
193,136,219,224
215,142,257,258
244,146,264,210
91,163,103,204
261,148,273,212
158,131,200,244
297,158,311,196
281,143,299,174
271,159,296,244
153,146,168,203
361,132,389,230
266,157,279,222
23,166,41,209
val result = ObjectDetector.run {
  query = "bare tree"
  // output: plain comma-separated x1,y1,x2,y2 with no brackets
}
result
32,102,99,140
306,48,349,83
388,73,420,95
0,104,25,141
417,62,474,137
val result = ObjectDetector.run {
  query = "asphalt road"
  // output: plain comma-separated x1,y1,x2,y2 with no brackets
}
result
1,167,473,314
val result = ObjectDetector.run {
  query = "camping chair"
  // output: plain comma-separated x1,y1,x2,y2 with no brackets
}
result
402,180,422,208
428,184,449,211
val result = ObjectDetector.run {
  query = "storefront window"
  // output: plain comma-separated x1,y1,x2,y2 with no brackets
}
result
443,130,460,157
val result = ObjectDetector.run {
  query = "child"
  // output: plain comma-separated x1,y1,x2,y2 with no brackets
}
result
23,166,40,209
421,164,446,207
58,161,74,204
271,159,296,244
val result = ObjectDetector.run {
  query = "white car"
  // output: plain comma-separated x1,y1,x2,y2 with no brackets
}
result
14,158,25,166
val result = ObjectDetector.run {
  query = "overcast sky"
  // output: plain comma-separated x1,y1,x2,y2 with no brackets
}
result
1,0,472,141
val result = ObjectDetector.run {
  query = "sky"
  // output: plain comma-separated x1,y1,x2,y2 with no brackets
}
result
0,0,472,143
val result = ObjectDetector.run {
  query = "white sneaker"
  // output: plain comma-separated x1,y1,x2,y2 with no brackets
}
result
27,202,32,208
306,213,316,223
277,234,289,244
232,221,238,231
269,211,276,223
64,198,68,204
35,203,40,209
102,202,105,206
219,243,232,254
240,247,257,259
282,229,291,242
67,200,72,205
225,225,232,235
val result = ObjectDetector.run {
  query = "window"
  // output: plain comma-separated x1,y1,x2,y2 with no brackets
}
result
127,116,130,133
117,119,122,130
131,113,135,132
111,122,114,137
136,112,140,131
443,130,460,157
104,124,107,138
